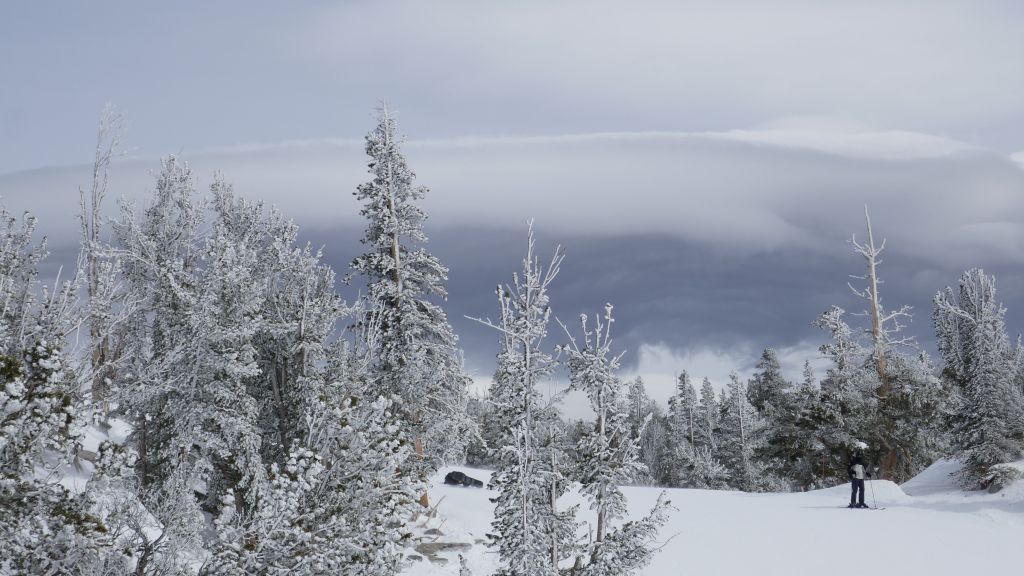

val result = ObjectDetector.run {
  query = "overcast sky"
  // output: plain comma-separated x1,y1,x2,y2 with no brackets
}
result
3,1,1024,413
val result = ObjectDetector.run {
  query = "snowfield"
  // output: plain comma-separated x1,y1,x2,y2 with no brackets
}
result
405,461,1024,575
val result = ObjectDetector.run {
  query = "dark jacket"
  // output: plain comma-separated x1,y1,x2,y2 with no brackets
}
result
847,454,872,480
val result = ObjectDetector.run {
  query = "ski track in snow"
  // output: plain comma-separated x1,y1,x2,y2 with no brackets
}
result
404,461,1024,576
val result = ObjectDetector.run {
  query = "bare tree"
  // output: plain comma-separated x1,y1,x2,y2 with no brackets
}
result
848,206,914,396
78,104,124,412
848,205,913,478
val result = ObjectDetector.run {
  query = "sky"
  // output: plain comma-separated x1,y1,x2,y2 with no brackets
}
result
3,1,1024,413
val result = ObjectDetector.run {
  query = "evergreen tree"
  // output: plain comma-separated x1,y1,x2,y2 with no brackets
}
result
0,199,133,574
560,304,670,575
750,351,808,489
0,343,132,575
625,376,662,484
661,372,699,487
809,306,875,482
720,372,774,491
473,225,573,576
785,361,828,488
747,348,791,415
189,179,269,517
350,106,469,506
686,377,728,488
695,377,719,454
115,155,206,504
934,268,1024,485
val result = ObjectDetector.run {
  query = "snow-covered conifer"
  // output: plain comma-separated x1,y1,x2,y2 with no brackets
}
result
695,377,719,454
560,304,670,574
472,225,574,575
659,372,699,486
747,348,791,415
350,106,469,505
719,372,773,491
625,376,663,484
934,268,1024,485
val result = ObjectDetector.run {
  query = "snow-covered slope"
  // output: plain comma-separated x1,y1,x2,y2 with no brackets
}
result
407,463,1024,575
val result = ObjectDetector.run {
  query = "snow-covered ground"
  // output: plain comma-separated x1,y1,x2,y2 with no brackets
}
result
405,461,1024,575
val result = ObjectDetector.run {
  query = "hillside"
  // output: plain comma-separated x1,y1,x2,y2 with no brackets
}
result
405,462,1024,575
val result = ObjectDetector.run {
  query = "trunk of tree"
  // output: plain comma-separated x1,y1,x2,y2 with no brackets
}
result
737,391,747,488
80,106,119,412
415,437,429,507
864,208,890,398
861,207,897,479
271,356,289,454
550,426,559,568
591,394,607,566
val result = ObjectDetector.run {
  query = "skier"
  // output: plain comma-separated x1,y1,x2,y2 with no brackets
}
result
847,447,872,508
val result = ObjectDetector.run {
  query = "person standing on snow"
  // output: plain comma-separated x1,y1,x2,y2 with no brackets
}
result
847,450,872,508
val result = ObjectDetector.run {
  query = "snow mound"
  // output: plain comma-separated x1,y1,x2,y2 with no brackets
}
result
812,478,911,504
901,458,963,496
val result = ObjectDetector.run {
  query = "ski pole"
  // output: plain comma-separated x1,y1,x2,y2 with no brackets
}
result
868,478,878,509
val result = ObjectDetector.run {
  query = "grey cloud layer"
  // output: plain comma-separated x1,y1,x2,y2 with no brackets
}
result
4,130,1022,267
3,130,1024,402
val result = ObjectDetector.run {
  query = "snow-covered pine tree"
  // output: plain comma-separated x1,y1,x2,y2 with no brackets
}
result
560,304,670,575
113,156,210,564
250,206,341,465
809,306,874,481
747,348,791,415
472,225,573,576
784,361,828,488
0,199,133,574
719,372,773,491
0,342,133,575
660,372,698,487
933,268,1024,486
686,377,729,488
695,377,719,455
625,376,663,485
465,392,501,467
748,349,806,488
186,177,269,521
115,155,206,491
668,372,698,449
0,209,48,356
350,106,469,506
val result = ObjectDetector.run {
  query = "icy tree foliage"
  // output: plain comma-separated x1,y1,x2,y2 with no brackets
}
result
560,304,671,575
473,225,574,576
78,104,125,410
719,372,770,491
659,372,698,486
350,106,470,500
109,153,412,574
749,349,806,489
0,195,139,574
781,210,949,486
625,377,664,485
747,348,790,415
934,268,1024,485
